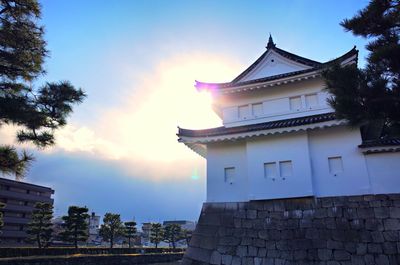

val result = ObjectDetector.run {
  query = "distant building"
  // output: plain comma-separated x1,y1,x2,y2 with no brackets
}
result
0,177,54,245
163,220,196,231
140,222,152,246
88,212,100,244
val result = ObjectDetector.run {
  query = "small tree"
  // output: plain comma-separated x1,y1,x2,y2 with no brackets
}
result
150,223,164,248
99,213,125,248
181,229,192,246
26,202,53,248
60,206,89,248
124,221,137,248
163,224,182,249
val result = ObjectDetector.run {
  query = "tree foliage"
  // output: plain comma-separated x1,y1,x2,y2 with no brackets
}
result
323,0,400,138
99,213,125,248
0,0,86,179
26,202,53,248
124,220,137,248
60,206,89,249
163,223,182,249
150,222,164,248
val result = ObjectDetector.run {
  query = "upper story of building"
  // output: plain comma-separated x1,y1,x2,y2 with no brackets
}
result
0,177,54,204
195,36,358,128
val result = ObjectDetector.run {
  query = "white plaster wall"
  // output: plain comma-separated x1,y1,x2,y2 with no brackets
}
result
365,152,400,194
219,78,333,127
308,126,371,197
206,142,248,202
246,131,314,200
239,50,310,82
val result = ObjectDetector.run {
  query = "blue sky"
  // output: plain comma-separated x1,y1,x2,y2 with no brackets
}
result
2,0,370,225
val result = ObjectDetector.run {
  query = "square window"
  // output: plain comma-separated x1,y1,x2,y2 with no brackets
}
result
224,167,235,184
264,162,277,179
279,161,293,178
239,105,249,119
252,103,263,117
289,96,302,111
328,156,343,175
305,94,318,109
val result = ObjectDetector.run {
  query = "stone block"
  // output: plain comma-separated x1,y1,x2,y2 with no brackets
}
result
382,230,399,241
222,255,233,265
185,247,212,263
343,208,358,219
350,219,364,229
232,256,241,265
327,240,343,250
241,237,253,246
371,231,384,243
258,248,267,257
293,250,307,260
210,251,222,265
258,211,268,219
262,258,275,265
265,241,276,250
325,218,336,229
299,219,312,228
356,243,367,255
374,207,389,218
236,246,248,257
219,236,241,246
383,219,400,231
344,242,356,254
351,255,366,265
234,228,246,238
273,201,285,211
369,200,381,207
234,218,242,228
327,207,342,218
364,254,375,265
200,236,218,250
367,243,382,254
382,242,397,255
357,208,374,219
254,257,263,265
359,231,372,242
275,240,288,251
243,257,255,265
317,249,332,261
365,219,383,231
314,208,328,218
375,254,390,265
247,210,257,219
248,246,258,257
333,250,350,261
266,250,280,258
253,238,266,248
335,218,350,230
389,207,400,218
280,230,293,239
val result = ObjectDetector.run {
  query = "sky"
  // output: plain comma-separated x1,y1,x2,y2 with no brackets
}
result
1,0,371,225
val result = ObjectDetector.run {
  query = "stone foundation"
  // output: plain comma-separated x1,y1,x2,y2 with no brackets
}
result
182,194,400,265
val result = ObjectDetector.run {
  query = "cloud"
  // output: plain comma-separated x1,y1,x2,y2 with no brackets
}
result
49,52,242,180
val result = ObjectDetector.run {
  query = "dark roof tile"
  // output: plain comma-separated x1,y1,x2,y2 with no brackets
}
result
178,113,337,138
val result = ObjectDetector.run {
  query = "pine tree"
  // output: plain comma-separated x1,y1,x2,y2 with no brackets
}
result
163,224,182,249
150,223,164,248
60,206,89,248
99,213,125,248
124,221,137,248
323,0,400,138
0,0,86,179
26,202,53,248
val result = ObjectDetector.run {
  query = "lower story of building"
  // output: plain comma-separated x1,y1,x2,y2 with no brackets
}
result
206,126,400,202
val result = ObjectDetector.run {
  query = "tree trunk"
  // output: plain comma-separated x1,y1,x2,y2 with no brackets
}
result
155,242,158,249
128,237,131,248
110,234,114,249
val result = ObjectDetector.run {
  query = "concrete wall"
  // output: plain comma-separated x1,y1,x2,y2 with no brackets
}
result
247,131,313,200
308,126,371,197
182,194,400,265
218,78,332,127
207,142,248,202
365,153,400,194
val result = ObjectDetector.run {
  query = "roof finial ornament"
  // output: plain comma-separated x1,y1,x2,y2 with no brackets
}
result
267,34,276,49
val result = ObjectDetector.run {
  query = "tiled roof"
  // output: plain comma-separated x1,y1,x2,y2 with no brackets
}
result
178,113,336,138
359,138,400,148
196,46,358,90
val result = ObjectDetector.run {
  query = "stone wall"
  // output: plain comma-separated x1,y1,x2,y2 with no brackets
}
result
182,194,400,265
0,253,183,265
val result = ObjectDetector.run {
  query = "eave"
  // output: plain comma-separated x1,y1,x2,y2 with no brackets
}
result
359,138,400,154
